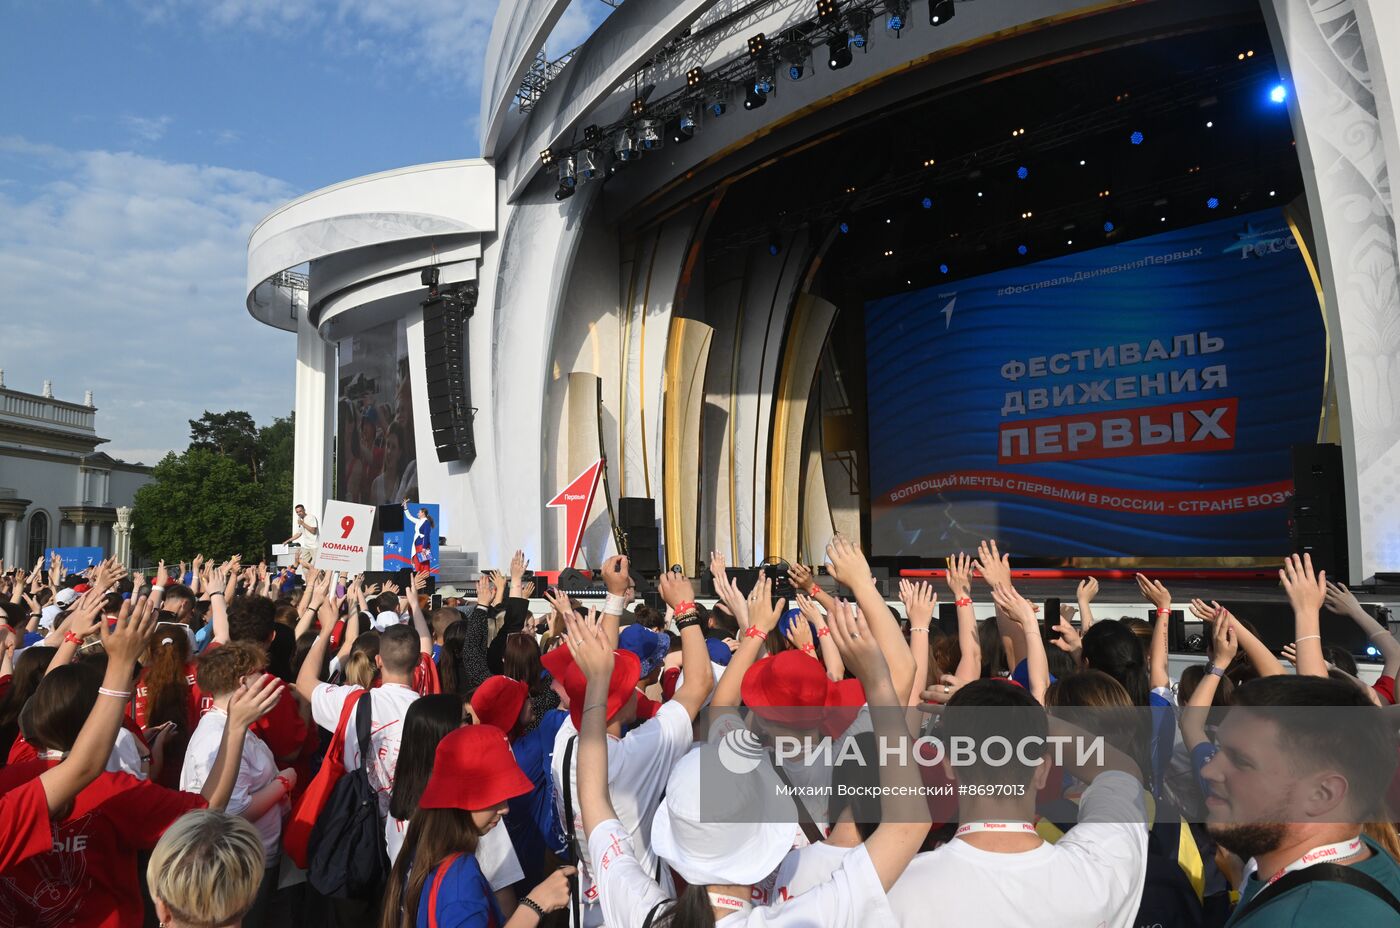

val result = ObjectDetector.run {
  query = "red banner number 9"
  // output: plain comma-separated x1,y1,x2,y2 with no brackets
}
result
341,516,355,539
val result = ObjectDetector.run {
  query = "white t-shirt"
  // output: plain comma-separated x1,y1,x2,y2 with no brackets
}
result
385,813,525,890
293,512,319,550
551,701,694,925
886,771,1149,928
180,708,283,866
770,842,856,905
587,818,894,928
311,682,420,821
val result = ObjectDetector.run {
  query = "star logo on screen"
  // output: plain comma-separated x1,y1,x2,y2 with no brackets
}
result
1223,222,1295,260
940,295,957,329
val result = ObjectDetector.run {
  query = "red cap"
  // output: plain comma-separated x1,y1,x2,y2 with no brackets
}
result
541,644,643,729
741,651,865,737
472,676,529,735
418,726,533,811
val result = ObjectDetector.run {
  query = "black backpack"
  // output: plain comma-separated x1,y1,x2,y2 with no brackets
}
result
307,693,390,899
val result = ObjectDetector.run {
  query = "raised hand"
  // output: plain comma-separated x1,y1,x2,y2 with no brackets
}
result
101,593,159,669
1324,580,1365,618
945,552,973,601
1135,574,1172,612
788,562,814,592
1280,553,1326,615
823,598,889,688
824,536,872,588
600,555,631,596
510,549,528,585
657,570,695,610
899,579,937,628
227,672,285,730
563,608,614,683
1050,617,1082,655
475,575,491,605
544,588,576,620
921,673,970,705
411,571,427,595
383,580,401,596
1212,614,1238,667
711,565,750,630
974,540,1011,589
1188,598,1225,623
990,584,1037,630
785,606,814,650
748,576,785,634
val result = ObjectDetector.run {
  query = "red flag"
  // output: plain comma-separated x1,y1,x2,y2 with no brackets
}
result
547,459,604,569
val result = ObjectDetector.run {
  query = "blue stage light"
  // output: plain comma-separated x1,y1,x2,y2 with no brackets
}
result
789,63,804,80
1017,244,1028,256
1016,166,1029,180
838,221,850,234
939,264,949,274
1130,131,1144,145
887,13,904,30
1103,221,1115,232
1206,197,1220,209
921,197,933,209
1269,84,1287,104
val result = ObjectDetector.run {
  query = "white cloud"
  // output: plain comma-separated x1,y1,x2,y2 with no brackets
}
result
0,137,300,463
119,114,174,143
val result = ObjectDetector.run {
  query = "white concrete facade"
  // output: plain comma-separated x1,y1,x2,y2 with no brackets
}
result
0,378,152,566
247,0,1400,581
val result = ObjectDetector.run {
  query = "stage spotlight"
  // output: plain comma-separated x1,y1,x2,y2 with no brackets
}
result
637,118,663,151
929,0,954,26
768,235,782,256
838,221,850,234
558,156,577,189
1130,130,1144,145
754,60,776,94
847,11,872,47
939,263,949,274
614,128,640,162
744,85,767,110
921,197,933,209
666,117,694,146
817,0,840,24
1016,165,1029,180
1206,197,1220,209
687,67,705,87
1103,220,1114,232
748,33,767,57
828,33,853,70
1269,83,1288,104
577,148,602,181
782,43,806,80
1017,244,1028,255
540,149,555,166
554,183,575,202
631,98,646,117
885,0,910,32
706,84,731,117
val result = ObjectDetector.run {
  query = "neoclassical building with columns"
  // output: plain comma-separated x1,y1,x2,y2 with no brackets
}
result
0,375,151,567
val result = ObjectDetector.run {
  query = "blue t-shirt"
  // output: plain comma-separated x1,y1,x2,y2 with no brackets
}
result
507,708,569,883
416,854,501,928
1147,690,1176,796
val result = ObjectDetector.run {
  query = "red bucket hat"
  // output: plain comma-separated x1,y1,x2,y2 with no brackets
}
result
541,646,642,730
471,676,529,735
741,651,866,737
419,725,533,811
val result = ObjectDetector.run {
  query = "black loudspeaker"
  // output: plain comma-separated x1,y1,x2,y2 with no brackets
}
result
1289,444,1348,579
1224,601,1373,656
377,504,404,534
423,285,478,465
936,602,959,637
725,567,761,597
618,497,656,528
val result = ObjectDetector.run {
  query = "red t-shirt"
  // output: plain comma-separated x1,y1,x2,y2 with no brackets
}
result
1374,673,1395,706
0,777,51,873
412,652,440,697
0,761,206,927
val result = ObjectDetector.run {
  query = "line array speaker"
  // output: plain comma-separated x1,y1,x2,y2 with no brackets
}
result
618,497,661,577
1289,443,1348,580
423,282,478,464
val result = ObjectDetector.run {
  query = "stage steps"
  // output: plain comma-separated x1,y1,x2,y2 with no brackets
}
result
435,547,479,584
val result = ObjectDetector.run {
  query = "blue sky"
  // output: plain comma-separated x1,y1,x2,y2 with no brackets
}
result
0,0,608,463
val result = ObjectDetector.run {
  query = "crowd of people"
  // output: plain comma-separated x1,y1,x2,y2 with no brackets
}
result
0,534,1398,927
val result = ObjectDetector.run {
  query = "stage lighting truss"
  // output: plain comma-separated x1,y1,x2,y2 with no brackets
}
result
614,127,640,162
754,59,777,95
783,43,808,81
637,118,664,150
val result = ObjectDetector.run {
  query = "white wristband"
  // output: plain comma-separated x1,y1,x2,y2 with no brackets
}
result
603,593,627,616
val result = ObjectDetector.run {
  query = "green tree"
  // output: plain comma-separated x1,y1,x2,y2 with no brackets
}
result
132,410,296,563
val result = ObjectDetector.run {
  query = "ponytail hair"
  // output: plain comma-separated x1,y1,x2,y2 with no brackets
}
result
1080,621,1150,707
144,626,193,730
378,808,482,928
343,632,381,689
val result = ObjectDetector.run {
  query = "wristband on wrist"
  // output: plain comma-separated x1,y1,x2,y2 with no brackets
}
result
1206,664,1226,678
809,584,821,597
744,626,767,640
602,593,627,616
275,775,293,795
209,590,224,598
910,626,930,634
63,631,83,646
519,897,545,918
675,614,702,632
1370,630,1390,640
1156,608,1171,616
801,643,817,656
97,686,132,700
955,597,972,607
816,626,830,638
674,601,697,615
1295,634,1321,644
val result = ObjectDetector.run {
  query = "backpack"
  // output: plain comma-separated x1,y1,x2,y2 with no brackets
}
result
307,693,390,899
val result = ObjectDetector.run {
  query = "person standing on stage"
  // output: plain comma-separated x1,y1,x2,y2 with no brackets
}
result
402,498,435,574
284,504,319,557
